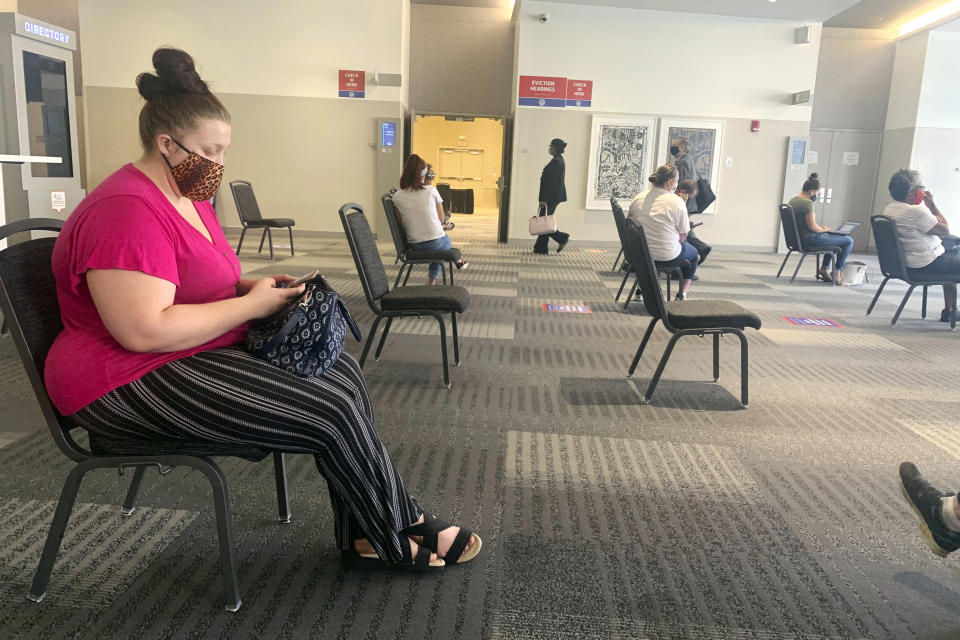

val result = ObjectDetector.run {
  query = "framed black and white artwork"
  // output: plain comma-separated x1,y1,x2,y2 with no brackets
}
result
657,118,724,214
585,115,658,210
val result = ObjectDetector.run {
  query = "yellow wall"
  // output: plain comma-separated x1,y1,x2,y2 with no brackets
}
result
412,115,503,209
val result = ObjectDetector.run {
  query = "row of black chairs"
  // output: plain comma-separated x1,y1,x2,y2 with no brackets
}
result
609,198,762,406
778,204,957,330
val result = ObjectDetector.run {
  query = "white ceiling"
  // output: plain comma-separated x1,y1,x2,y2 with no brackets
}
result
413,0,863,21
824,0,949,29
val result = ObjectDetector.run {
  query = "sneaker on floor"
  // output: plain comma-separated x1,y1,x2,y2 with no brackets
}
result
455,260,469,271
939,308,959,323
674,291,687,301
899,461,960,557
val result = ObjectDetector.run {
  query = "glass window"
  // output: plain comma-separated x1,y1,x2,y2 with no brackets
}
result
22,51,72,178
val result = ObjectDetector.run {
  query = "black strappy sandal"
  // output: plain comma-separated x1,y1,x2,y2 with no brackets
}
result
342,537,445,570
404,512,482,565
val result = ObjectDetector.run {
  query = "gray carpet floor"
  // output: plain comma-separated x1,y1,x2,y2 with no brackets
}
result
2,210,960,639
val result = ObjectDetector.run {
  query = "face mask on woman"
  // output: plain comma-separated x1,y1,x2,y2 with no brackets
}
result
162,138,225,201
911,188,925,205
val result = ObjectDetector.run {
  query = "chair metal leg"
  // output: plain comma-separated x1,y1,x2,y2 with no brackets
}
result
121,465,147,516
789,253,807,284
374,318,393,361
29,462,91,602
402,265,414,286
448,261,454,286
287,227,295,257
624,276,640,309
615,270,631,302
429,312,450,388
257,229,268,253
815,254,821,279
735,329,749,408
628,318,659,377
891,285,917,326
193,459,242,612
267,229,274,260
922,286,928,319
866,277,889,316
394,263,407,288
666,273,672,300
713,333,720,382
273,452,291,524
775,251,793,279
236,227,248,254
441,263,447,286
451,311,461,366
359,315,383,367
642,333,681,404
612,249,623,272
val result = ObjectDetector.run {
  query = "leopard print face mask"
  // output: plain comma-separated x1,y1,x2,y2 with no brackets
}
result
162,138,224,201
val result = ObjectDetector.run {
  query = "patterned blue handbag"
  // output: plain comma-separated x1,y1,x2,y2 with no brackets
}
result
244,274,362,377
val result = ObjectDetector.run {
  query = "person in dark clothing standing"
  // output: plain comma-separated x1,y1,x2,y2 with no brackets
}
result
534,138,571,255
671,138,699,215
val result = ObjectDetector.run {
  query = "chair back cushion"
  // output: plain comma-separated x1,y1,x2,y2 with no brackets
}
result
870,215,910,280
230,180,263,223
339,204,390,303
620,219,668,321
381,194,409,259
779,204,804,252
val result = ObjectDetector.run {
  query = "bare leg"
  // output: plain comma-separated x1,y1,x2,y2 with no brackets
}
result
427,277,439,285
680,278,691,295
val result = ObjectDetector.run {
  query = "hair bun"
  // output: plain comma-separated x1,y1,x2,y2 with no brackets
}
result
136,48,208,101
809,172,819,180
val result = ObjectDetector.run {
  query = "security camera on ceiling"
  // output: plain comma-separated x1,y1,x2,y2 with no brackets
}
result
538,13,549,23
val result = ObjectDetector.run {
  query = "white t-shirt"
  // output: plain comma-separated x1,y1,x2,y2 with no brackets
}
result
627,187,689,261
882,201,943,268
391,186,445,244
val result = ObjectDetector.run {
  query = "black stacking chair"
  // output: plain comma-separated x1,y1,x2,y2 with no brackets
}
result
621,219,761,407
229,180,295,259
866,214,958,330
380,194,461,287
776,204,841,284
339,203,469,388
610,198,687,307
0,218,293,612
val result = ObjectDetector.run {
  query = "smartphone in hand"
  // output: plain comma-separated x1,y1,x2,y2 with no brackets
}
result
280,269,320,288
690,221,703,229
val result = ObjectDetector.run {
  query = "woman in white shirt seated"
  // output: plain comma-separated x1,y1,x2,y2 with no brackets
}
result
627,164,699,300
882,169,959,322
391,154,468,285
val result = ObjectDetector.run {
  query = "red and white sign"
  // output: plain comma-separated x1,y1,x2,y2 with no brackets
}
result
566,79,593,106
518,75,567,107
338,70,365,98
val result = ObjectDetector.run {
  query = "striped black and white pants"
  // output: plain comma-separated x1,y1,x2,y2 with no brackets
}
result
68,348,421,565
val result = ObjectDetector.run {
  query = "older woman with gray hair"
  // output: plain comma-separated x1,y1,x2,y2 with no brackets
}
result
882,168,959,322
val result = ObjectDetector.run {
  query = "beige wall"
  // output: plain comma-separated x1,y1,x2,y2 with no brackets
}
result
811,28,894,132
412,115,503,209
409,4,514,116
510,108,809,249
83,86,403,234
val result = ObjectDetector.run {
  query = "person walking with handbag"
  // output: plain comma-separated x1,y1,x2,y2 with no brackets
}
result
533,138,571,255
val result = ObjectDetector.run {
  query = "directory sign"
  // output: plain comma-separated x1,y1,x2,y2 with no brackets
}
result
381,121,396,148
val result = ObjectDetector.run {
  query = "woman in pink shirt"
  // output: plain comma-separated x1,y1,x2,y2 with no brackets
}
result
45,48,480,570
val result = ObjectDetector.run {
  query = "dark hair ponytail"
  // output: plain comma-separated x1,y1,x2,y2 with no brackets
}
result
136,48,230,149
802,173,820,193
648,164,678,188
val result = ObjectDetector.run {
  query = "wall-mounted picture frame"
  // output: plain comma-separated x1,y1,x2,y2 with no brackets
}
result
657,118,724,214
585,114,658,210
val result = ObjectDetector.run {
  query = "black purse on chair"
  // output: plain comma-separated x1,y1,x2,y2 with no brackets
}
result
244,274,362,377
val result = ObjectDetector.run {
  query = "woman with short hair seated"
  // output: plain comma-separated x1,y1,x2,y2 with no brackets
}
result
390,154,468,285
627,164,698,300
883,168,959,322
45,48,480,570
788,173,853,284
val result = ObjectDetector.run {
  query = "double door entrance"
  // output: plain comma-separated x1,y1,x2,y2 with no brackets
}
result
805,130,882,251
